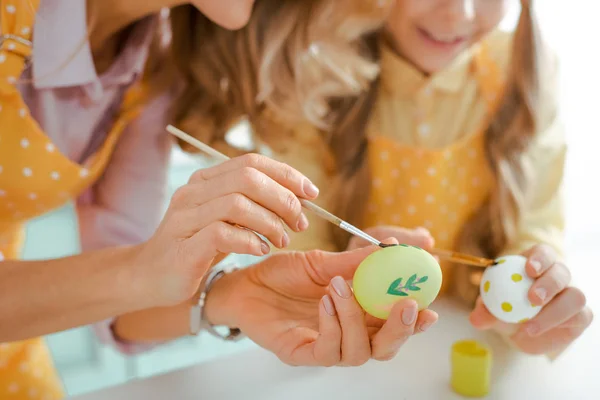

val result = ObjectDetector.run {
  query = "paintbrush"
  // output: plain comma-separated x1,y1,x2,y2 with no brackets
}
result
166,125,495,268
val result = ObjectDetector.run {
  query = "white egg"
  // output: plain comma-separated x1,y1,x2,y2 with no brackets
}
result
480,255,542,324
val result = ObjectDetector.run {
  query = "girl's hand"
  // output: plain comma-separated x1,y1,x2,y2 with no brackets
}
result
470,244,593,355
347,225,435,251
205,237,439,367
131,153,320,308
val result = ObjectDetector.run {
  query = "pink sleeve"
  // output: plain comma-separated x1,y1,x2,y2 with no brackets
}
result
76,92,174,355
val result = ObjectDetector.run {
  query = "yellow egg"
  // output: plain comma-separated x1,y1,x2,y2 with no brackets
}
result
353,245,443,320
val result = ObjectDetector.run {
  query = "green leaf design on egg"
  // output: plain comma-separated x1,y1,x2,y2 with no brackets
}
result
387,274,429,296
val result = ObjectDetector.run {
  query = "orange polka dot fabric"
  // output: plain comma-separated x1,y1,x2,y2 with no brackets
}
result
0,2,145,398
364,45,504,295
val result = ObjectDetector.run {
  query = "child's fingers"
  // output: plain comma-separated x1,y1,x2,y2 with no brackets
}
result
470,297,521,336
381,236,400,245
328,277,371,366
519,287,587,337
347,225,433,250
523,244,558,278
369,299,418,361
469,296,498,330
528,261,571,306
557,306,594,330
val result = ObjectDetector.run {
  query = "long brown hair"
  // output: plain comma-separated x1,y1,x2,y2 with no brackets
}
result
170,0,545,305
169,0,386,154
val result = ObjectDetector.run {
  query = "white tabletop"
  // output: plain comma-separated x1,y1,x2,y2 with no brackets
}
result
72,298,599,400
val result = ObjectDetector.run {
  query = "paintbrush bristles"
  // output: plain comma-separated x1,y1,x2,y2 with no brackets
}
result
429,249,494,268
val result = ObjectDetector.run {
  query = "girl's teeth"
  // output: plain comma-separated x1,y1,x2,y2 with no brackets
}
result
424,30,461,43
433,35,457,43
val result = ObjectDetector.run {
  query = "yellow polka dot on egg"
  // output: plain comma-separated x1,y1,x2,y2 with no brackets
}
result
511,273,522,282
519,318,529,323
483,281,490,293
501,302,513,312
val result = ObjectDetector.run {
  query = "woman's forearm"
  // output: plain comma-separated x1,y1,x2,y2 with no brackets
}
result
112,302,191,343
0,246,144,342
112,268,239,344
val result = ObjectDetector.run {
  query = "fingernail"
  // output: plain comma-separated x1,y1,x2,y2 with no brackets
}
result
261,242,271,255
402,304,417,326
419,322,433,332
297,213,309,231
303,179,320,198
530,260,542,274
322,295,336,316
535,287,547,302
526,323,539,336
281,231,290,248
331,276,352,299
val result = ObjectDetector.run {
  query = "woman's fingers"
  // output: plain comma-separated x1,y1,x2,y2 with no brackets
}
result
369,302,438,361
179,168,307,233
312,295,343,366
184,221,270,267
288,294,343,367
190,153,320,199
370,299,417,361
413,309,439,334
177,193,290,248
328,276,372,366
294,293,440,367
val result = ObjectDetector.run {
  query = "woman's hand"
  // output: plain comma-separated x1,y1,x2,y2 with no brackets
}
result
205,233,439,367
131,153,320,308
470,244,593,356
347,225,435,251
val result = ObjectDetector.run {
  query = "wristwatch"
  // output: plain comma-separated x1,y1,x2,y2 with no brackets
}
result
189,263,245,341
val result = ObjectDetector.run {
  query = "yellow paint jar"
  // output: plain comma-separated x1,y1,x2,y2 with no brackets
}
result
450,340,492,397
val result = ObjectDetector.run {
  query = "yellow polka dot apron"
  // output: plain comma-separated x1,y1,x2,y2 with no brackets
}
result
364,44,504,297
0,2,146,398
